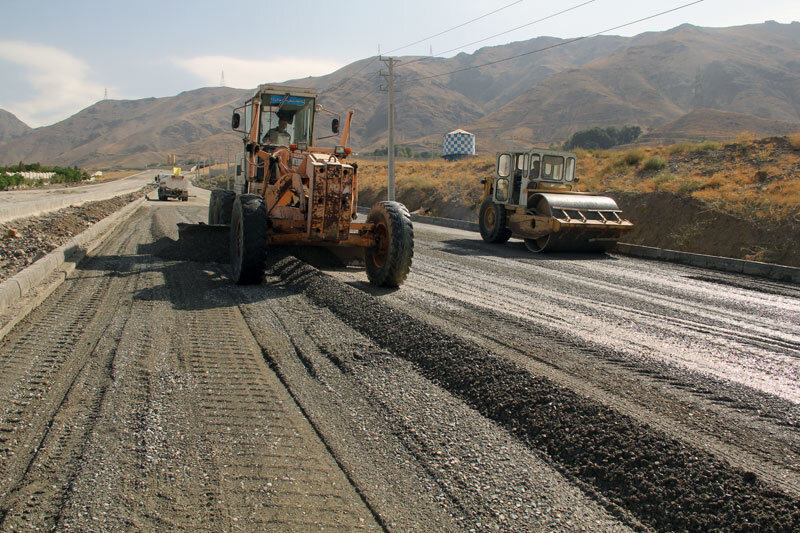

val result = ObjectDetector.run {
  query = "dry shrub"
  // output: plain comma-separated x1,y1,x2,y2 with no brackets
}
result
653,172,676,189
623,150,646,165
642,156,667,171
695,141,721,151
764,179,800,209
699,172,728,190
788,132,800,150
678,179,703,195
735,130,755,143
667,142,694,154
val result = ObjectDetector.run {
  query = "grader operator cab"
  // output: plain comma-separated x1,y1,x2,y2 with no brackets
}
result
479,149,633,252
207,84,413,287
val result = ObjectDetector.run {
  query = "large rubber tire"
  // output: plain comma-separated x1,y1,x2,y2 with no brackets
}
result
229,194,267,285
209,189,236,224
365,201,414,288
479,197,512,243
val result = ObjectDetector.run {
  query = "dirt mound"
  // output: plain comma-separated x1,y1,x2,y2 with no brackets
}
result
615,191,800,266
267,252,800,532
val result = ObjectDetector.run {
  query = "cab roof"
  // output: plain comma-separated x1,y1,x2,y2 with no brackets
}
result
252,84,318,99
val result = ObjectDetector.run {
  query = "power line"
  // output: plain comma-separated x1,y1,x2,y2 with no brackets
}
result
322,1,526,96
399,0,598,70
396,0,706,86
323,56,382,95
383,0,525,56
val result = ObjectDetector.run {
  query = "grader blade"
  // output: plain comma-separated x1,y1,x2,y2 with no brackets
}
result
176,223,230,262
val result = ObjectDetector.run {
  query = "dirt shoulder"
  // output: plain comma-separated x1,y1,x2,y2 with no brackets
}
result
0,186,153,282
615,191,800,266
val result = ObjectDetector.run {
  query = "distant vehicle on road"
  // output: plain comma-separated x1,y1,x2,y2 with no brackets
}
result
156,173,188,201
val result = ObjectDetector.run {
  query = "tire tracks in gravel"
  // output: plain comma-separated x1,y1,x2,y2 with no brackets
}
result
268,252,800,532
237,284,632,532
384,286,800,498
2,203,381,531
0,210,141,529
56,203,381,531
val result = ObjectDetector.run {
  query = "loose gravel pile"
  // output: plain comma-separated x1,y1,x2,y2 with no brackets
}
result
267,252,800,532
0,188,150,282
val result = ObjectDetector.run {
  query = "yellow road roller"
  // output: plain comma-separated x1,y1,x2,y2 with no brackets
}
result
479,149,633,252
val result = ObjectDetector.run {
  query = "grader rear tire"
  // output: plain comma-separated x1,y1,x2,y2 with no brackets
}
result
209,189,236,224
479,197,512,243
365,201,414,287
229,194,267,285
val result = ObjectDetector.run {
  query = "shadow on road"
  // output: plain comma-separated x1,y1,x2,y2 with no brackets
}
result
438,237,619,261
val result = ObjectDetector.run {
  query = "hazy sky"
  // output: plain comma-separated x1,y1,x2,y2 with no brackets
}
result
1,0,797,127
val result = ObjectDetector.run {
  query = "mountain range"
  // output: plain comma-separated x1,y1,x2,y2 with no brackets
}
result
0,20,798,167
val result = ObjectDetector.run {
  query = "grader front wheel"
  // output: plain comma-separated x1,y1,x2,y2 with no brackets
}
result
230,194,267,285
365,201,414,287
209,189,236,224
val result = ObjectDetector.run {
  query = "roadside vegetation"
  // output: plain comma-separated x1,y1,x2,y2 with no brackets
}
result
563,125,642,150
365,145,439,159
354,135,800,223
0,163,89,191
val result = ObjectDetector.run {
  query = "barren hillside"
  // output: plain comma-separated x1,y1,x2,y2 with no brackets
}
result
0,109,31,144
641,109,800,143
464,22,800,150
0,88,248,168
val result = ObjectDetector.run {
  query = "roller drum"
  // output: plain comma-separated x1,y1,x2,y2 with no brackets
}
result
525,193,627,253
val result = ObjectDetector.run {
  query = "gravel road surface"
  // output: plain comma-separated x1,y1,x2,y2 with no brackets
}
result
0,188,797,531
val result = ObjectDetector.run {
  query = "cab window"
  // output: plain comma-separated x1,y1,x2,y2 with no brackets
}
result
495,178,509,202
259,94,315,146
516,154,528,172
497,153,512,178
530,154,541,179
541,155,565,180
565,157,576,182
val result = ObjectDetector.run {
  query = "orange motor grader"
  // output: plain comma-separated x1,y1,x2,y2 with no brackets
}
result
208,84,413,287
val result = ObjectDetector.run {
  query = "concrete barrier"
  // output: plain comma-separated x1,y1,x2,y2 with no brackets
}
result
0,196,146,313
615,242,800,283
365,207,800,284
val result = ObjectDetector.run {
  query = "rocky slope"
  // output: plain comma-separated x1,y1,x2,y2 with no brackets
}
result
0,109,31,145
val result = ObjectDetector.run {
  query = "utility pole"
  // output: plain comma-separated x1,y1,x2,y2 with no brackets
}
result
380,56,398,201
226,147,231,190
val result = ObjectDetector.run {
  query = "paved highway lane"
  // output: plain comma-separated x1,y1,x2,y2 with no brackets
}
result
0,170,161,223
